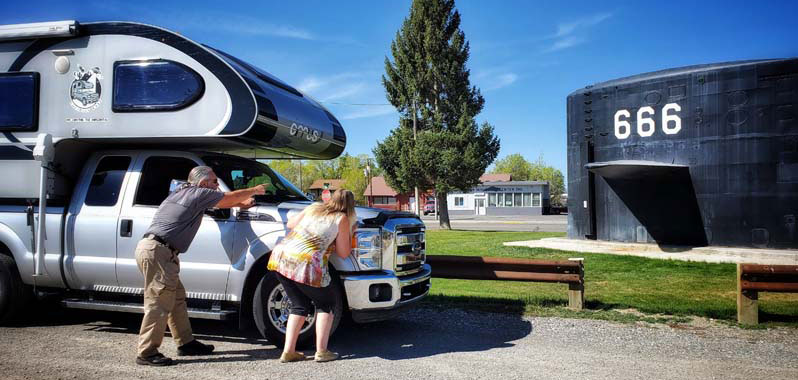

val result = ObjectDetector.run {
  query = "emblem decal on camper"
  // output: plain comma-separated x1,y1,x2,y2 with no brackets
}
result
70,65,103,112
289,122,322,143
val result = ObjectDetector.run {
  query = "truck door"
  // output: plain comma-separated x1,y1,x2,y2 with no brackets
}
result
115,154,233,299
64,154,134,290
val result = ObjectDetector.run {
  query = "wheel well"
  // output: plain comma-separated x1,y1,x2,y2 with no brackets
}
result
238,252,271,331
0,241,11,257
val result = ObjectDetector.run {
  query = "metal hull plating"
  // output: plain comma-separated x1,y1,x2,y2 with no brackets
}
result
567,59,798,248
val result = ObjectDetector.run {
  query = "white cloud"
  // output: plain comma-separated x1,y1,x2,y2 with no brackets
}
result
195,17,315,40
545,12,612,53
475,68,518,91
483,73,518,91
545,36,585,52
555,12,612,38
340,106,397,120
297,73,368,100
321,83,367,102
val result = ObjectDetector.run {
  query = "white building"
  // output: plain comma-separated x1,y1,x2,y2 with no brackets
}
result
447,176,550,216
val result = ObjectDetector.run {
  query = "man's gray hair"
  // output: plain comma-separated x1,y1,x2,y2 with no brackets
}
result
188,166,214,185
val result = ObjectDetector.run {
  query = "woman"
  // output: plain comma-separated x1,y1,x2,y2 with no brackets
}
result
267,189,357,363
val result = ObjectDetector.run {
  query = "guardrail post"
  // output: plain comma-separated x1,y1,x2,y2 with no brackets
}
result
568,258,584,310
737,263,758,325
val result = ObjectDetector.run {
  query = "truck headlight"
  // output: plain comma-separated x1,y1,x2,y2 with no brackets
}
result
351,228,381,270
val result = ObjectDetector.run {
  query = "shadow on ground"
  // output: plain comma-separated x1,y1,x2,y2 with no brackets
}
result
5,297,533,362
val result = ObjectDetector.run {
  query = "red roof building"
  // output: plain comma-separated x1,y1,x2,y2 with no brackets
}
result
363,176,407,211
479,173,512,182
308,179,346,200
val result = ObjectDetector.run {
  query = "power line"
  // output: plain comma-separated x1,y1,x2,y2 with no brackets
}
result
318,100,393,106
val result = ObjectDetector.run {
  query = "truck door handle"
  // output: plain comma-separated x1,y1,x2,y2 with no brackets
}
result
120,219,133,237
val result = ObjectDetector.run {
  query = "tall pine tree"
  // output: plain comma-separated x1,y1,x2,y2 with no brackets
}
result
376,0,499,228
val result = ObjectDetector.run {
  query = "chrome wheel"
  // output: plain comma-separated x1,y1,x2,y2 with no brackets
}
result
266,283,316,334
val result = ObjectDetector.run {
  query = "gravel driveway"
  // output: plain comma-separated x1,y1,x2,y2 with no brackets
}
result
1,304,796,380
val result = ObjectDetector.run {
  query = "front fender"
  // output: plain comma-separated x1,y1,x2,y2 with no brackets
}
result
0,222,34,283
226,223,286,302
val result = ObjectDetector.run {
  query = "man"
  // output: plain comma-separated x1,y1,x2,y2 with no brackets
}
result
134,166,267,366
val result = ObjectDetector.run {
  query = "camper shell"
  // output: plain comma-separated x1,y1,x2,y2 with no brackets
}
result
1,21,345,200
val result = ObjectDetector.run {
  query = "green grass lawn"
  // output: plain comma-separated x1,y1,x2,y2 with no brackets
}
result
423,230,798,327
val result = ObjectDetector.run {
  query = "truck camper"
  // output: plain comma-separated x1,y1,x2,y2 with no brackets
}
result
0,21,430,345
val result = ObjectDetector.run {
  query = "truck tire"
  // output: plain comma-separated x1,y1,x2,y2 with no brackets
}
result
0,254,27,324
252,271,344,348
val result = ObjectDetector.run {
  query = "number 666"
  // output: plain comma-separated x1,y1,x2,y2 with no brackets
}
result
614,103,681,139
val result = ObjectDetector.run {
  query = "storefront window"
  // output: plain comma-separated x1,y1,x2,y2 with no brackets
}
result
488,193,497,207
532,193,541,207
504,193,513,207
514,193,522,207
373,196,396,205
523,193,531,207
497,193,504,207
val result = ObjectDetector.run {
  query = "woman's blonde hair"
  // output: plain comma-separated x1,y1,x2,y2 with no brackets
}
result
306,189,357,227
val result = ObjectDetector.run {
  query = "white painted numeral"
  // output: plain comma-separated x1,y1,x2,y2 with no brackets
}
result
614,110,631,139
637,106,656,137
613,103,682,139
662,103,682,135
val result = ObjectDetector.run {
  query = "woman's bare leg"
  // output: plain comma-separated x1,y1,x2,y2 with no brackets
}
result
315,312,333,352
284,314,306,353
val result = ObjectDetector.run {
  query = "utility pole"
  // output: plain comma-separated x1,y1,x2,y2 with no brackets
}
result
364,159,373,207
412,101,420,216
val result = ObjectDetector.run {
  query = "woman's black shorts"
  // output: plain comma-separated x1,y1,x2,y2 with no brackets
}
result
275,272,335,316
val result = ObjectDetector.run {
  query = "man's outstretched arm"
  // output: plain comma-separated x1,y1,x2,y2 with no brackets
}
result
215,184,268,208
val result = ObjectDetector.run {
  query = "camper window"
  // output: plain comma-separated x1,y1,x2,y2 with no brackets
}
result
112,60,204,112
85,156,132,207
0,72,39,131
134,156,197,206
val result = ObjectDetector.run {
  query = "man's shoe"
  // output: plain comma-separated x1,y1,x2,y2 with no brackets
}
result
136,353,174,366
279,351,306,363
177,340,215,356
314,350,339,363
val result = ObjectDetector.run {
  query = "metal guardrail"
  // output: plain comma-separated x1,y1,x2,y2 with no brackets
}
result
426,255,585,310
737,263,798,324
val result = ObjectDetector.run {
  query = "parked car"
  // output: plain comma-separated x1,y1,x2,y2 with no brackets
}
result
423,200,436,215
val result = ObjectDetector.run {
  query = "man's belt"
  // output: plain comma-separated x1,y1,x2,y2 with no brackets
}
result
143,233,177,253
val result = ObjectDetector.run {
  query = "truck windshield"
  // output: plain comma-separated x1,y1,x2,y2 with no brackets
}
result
202,155,308,204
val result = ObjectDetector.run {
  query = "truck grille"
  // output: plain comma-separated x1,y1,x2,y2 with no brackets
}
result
395,227,425,275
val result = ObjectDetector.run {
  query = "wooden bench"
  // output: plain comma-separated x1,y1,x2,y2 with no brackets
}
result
426,255,585,310
737,263,798,324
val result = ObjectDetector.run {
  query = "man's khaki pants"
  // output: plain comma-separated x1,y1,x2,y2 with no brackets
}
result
135,237,194,358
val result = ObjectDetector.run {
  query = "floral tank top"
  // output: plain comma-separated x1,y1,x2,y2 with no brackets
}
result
267,212,344,287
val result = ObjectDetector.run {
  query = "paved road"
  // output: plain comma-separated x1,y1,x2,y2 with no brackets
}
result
421,214,567,232
1,303,796,380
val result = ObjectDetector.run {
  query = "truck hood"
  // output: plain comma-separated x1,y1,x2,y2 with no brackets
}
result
249,201,420,226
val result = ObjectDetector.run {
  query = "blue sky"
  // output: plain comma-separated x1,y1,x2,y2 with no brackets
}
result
3,0,798,176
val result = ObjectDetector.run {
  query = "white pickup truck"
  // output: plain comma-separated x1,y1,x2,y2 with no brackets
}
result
0,21,430,345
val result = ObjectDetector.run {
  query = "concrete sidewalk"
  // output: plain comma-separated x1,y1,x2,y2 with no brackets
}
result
505,237,798,265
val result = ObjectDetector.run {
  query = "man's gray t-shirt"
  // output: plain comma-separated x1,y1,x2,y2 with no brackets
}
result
145,186,224,253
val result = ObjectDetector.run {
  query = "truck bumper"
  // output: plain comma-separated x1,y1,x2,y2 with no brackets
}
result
341,264,431,323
